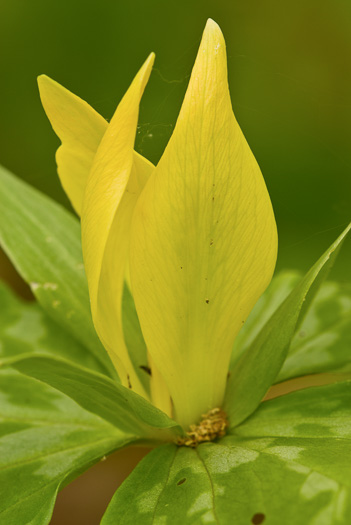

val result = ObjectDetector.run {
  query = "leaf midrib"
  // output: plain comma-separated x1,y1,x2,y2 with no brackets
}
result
151,447,177,524
195,448,220,525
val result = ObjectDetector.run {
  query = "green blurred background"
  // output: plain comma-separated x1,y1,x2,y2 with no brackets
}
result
1,0,350,280
0,1,350,522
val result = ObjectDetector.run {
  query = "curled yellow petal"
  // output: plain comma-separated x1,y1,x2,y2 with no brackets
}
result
130,21,277,428
38,75,107,215
82,54,155,397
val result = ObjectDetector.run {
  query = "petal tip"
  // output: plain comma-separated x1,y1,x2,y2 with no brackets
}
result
144,52,156,76
37,75,58,99
37,74,50,89
147,51,156,63
204,18,222,35
202,19,225,54
205,18,219,28
137,53,156,94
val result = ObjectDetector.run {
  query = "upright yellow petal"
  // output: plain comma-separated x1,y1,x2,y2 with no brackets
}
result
38,76,153,218
82,54,155,398
130,21,277,428
38,75,107,215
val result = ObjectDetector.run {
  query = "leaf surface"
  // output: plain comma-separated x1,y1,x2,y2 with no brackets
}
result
0,281,104,372
236,381,351,438
6,354,181,438
0,165,114,377
230,271,301,367
102,430,351,524
0,369,135,525
232,272,351,383
278,280,351,381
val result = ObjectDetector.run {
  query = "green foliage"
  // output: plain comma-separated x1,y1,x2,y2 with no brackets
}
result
225,223,351,428
1,166,351,523
0,165,115,377
8,354,181,438
236,381,351,439
280,279,351,381
232,272,351,383
230,271,301,366
102,404,351,524
0,281,104,372
0,369,135,525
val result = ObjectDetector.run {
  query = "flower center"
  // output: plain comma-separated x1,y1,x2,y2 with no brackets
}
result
176,408,228,447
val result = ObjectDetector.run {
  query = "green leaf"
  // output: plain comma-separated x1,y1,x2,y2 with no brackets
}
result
235,381,351,438
211,435,351,524
0,165,114,377
102,433,351,524
101,445,176,525
0,369,136,525
6,354,182,438
278,280,351,381
232,272,351,383
230,271,301,368
0,280,105,373
225,224,351,428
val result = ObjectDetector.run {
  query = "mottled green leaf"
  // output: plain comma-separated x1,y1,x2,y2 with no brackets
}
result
236,381,351,438
101,445,176,525
0,280,105,373
278,281,351,381
226,435,351,522
102,432,351,524
232,272,351,383
215,434,351,524
0,165,114,377
0,369,136,525
225,224,351,428
230,271,301,367
6,354,182,439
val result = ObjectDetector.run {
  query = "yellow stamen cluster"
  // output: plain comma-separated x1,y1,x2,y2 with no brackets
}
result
176,408,228,448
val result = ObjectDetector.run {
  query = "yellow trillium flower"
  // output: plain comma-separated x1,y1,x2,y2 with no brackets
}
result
38,19,277,431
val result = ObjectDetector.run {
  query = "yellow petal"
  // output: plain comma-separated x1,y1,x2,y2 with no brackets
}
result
38,75,107,215
82,54,155,397
38,76,153,218
148,352,173,418
130,20,278,428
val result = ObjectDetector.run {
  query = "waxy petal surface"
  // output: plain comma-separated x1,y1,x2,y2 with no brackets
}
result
130,21,277,428
38,75,108,215
38,76,153,217
82,55,155,397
